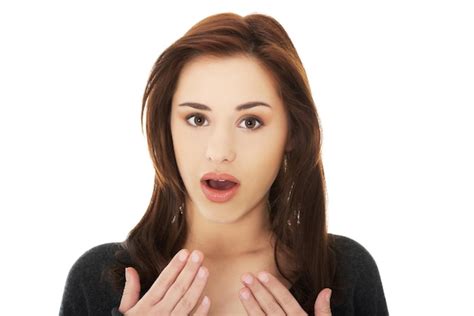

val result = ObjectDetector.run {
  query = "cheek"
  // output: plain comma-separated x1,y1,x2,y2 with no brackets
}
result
241,139,284,189
171,124,199,177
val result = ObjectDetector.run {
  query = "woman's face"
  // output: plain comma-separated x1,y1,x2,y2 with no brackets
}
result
170,54,289,223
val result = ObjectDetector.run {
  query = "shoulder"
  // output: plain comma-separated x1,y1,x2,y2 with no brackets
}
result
328,233,389,315
69,242,124,272
59,242,125,316
329,233,379,273
65,242,125,288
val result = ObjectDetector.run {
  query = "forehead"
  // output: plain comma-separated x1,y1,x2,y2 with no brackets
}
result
172,55,282,109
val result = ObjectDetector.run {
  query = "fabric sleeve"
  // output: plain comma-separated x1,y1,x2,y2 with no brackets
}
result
352,242,389,316
111,306,124,315
59,243,123,315
59,254,90,315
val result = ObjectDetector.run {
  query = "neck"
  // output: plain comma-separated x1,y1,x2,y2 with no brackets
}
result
182,198,274,259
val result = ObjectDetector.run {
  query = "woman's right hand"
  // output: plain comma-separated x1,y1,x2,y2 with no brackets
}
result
118,249,211,315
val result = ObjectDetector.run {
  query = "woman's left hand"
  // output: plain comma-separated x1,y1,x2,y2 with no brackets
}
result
239,271,332,316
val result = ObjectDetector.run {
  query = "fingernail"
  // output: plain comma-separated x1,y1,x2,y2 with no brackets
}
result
198,266,207,278
257,272,269,283
243,274,253,285
178,249,188,262
192,250,201,262
125,267,129,282
326,289,332,303
202,295,210,306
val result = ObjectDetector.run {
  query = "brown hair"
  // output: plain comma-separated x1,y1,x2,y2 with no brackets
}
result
105,12,342,314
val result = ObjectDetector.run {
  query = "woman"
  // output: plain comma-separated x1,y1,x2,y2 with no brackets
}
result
59,12,388,315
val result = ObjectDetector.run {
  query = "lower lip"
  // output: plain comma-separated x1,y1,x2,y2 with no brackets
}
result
200,181,240,203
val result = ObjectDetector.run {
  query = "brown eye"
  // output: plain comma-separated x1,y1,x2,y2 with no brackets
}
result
186,114,208,127
185,114,263,131
239,117,263,130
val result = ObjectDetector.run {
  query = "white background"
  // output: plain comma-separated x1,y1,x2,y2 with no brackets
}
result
1,1,473,315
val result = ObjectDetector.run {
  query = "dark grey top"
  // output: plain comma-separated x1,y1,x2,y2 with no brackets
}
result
59,234,389,315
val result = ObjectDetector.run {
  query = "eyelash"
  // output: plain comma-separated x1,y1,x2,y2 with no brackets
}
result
185,113,264,131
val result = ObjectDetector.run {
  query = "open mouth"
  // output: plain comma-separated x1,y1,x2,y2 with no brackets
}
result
202,179,238,190
200,179,240,203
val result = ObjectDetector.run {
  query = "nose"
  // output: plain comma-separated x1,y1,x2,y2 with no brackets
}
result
205,128,236,164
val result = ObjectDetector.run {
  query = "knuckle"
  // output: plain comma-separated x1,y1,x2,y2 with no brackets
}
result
280,295,294,308
173,281,188,296
159,264,183,285
256,310,266,316
153,305,170,315
267,303,282,315
178,296,194,311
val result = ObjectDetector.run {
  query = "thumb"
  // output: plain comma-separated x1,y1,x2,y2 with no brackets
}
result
314,288,332,316
118,267,141,313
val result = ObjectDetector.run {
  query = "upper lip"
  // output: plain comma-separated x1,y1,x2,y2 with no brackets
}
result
201,172,240,184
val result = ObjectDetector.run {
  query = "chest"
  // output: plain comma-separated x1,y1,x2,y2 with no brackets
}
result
202,265,255,315
204,286,248,316
191,256,293,315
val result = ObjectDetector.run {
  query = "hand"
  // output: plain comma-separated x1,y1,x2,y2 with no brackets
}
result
118,249,211,315
239,271,332,315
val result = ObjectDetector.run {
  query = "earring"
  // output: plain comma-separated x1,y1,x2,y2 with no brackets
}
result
287,208,301,226
286,184,301,226
282,155,300,226
171,203,184,224
287,181,294,203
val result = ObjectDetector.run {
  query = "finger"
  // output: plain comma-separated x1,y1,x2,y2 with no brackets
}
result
240,273,285,316
192,295,211,316
172,265,209,314
239,287,265,316
118,267,141,313
140,248,190,305
254,271,303,315
153,249,204,313
314,288,332,316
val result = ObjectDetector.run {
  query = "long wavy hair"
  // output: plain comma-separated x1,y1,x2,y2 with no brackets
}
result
105,12,343,314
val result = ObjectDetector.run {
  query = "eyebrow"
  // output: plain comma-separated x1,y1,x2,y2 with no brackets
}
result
178,101,272,111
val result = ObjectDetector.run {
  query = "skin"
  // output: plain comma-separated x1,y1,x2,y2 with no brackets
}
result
118,55,332,315
170,54,289,257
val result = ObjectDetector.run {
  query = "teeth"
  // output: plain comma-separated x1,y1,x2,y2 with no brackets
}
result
203,178,237,184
